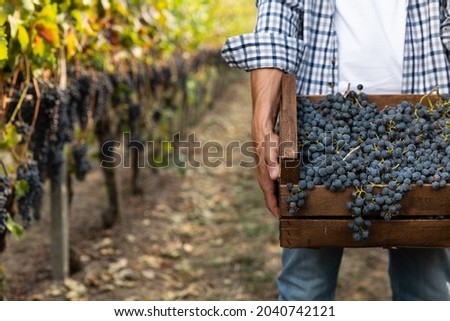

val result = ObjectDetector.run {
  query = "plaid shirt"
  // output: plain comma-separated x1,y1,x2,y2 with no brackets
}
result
221,0,450,95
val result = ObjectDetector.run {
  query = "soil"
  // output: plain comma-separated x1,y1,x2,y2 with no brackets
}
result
1,70,392,301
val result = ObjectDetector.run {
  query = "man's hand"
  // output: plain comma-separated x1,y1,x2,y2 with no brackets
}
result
251,69,284,218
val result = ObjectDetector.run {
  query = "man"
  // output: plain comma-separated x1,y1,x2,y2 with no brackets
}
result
221,0,450,300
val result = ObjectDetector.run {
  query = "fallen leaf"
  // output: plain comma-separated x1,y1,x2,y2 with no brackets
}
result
108,258,128,274
93,237,113,250
141,269,156,280
138,255,163,269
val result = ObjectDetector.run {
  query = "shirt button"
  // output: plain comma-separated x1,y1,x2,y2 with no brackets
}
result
328,82,334,87
331,58,336,65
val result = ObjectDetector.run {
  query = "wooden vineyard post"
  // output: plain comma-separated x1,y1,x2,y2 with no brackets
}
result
0,261,6,300
50,155,69,280
49,49,70,280
130,147,143,195
96,109,124,228
101,165,123,228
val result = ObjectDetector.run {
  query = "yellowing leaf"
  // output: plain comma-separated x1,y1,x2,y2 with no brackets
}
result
0,7,7,25
32,34,45,56
17,24,29,51
0,41,7,60
71,10,96,36
37,3,58,21
0,27,7,60
65,29,80,59
71,10,83,32
35,22,60,47
114,0,128,16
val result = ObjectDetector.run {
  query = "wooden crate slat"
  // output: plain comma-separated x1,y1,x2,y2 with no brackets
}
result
280,219,450,248
279,74,298,159
306,94,438,109
279,159,300,185
279,184,450,217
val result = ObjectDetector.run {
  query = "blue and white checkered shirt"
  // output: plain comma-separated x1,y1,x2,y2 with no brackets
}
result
221,0,450,95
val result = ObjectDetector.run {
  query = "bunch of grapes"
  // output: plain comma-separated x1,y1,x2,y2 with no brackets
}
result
0,174,12,251
285,86,450,242
93,73,114,121
109,73,132,107
48,88,73,168
29,84,73,183
16,161,43,225
72,144,92,181
69,75,93,130
5,84,36,138
128,102,144,150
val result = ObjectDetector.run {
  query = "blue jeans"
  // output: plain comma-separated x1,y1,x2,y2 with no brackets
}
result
277,248,450,300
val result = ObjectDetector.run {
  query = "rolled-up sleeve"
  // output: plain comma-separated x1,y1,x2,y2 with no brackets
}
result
221,0,304,74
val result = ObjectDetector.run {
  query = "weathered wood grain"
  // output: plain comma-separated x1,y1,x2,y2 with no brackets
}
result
280,219,450,248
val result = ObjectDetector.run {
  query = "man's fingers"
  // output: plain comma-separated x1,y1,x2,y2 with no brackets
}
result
268,164,280,181
257,165,280,218
261,181,280,218
265,193,280,218
264,132,280,181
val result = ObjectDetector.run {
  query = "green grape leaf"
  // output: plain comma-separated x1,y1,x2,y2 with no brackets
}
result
37,3,58,21
0,123,20,149
71,10,83,32
114,0,128,16
14,179,29,199
17,25,29,51
5,214,24,240
0,7,7,25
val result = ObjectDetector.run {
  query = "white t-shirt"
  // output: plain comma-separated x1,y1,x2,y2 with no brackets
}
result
335,0,408,94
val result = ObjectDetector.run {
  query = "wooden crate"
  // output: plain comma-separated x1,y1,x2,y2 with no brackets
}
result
278,74,450,248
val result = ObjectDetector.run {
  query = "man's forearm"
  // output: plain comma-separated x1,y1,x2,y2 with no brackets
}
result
250,69,283,218
250,69,284,139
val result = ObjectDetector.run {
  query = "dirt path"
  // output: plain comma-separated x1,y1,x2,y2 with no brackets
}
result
1,70,391,301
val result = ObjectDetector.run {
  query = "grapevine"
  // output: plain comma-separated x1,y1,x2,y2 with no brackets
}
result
0,1,250,296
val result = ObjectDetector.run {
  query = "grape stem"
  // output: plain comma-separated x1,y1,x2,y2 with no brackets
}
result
7,56,31,126
19,76,42,161
343,83,351,97
419,86,440,110
0,160,7,175
7,65,21,98
392,163,401,170
343,145,361,161
370,183,386,188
